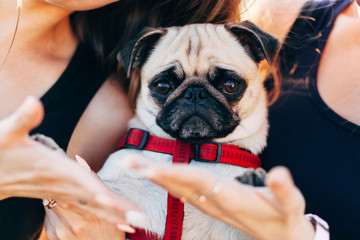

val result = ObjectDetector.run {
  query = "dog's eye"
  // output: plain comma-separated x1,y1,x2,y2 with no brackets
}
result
156,82,171,95
223,80,239,94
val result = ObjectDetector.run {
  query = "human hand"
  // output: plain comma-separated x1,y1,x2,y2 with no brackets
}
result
0,96,144,225
44,203,127,240
121,155,315,240
43,156,134,240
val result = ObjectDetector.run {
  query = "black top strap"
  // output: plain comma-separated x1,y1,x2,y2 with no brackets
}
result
279,0,352,79
0,44,110,240
30,44,109,150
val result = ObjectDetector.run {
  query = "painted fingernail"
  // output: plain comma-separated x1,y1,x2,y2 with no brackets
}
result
75,155,91,171
125,211,148,229
117,224,136,233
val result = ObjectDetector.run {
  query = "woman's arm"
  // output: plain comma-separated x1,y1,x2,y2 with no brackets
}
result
241,0,310,41
67,77,133,172
0,97,141,225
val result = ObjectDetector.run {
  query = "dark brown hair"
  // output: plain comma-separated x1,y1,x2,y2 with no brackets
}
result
70,0,280,106
70,0,241,70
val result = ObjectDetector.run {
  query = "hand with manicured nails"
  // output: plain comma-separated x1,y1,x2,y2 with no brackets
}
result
44,156,134,240
122,155,316,240
0,96,143,226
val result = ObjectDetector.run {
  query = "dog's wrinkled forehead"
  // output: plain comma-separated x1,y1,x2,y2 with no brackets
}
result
141,24,257,81
119,21,279,83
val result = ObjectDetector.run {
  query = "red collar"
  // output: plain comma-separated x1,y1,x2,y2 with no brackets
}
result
121,128,261,240
118,128,261,169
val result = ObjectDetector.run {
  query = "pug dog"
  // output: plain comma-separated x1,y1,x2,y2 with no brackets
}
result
98,22,279,240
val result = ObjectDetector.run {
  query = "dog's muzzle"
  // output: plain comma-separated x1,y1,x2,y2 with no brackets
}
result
156,86,239,143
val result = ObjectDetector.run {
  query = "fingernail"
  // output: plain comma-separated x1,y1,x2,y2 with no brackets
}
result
125,211,148,229
117,224,136,233
75,155,91,171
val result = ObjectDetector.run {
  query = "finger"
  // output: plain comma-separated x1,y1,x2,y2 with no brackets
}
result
44,209,66,240
44,222,61,240
46,200,136,237
121,155,219,199
39,155,143,225
51,205,100,238
92,193,148,228
265,166,304,214
54,185,146,228
1,96,44,143
116,224,136,233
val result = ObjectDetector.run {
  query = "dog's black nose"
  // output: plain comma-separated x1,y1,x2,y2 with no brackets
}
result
184,87,208,103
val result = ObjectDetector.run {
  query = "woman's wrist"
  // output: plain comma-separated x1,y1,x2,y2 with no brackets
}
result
285,215,316,240
293,214,329,240
305,214,330,240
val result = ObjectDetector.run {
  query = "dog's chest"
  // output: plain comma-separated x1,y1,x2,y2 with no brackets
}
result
99,148,253,240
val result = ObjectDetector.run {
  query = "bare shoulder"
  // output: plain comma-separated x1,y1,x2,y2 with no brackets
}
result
241,0,310,41
67,76,133,172
317,2,360,126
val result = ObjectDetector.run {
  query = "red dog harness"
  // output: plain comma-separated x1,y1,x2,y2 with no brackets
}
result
120,128,261,240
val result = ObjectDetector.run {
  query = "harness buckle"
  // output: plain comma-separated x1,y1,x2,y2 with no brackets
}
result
194,142,222,163
124,128,149,150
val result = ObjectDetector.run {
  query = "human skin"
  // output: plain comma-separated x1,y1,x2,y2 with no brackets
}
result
138,2,360,239
120,156,315,240
43,0,360,239
0,97,141,227
0,0,133,170
42,0,314,238
0,0,136,230
316,2,360,126
44,0,119,10
244,0,360,126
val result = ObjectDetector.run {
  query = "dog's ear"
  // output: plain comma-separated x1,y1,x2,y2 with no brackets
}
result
225,21,280,64
117,27,168,78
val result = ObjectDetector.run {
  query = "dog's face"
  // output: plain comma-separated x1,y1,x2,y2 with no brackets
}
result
120,22,278,154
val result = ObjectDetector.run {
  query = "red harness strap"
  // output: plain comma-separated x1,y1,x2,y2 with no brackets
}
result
123,128,261,240
164,140,191,240
118,128,261,169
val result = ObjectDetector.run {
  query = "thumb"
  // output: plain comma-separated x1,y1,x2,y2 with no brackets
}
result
265,166,304,215
1,96,44,144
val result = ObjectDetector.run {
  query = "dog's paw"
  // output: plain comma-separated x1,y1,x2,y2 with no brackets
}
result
235,168,266,187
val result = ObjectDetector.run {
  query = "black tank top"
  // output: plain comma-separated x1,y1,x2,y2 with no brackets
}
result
261,1,360,239
0,44,109,239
